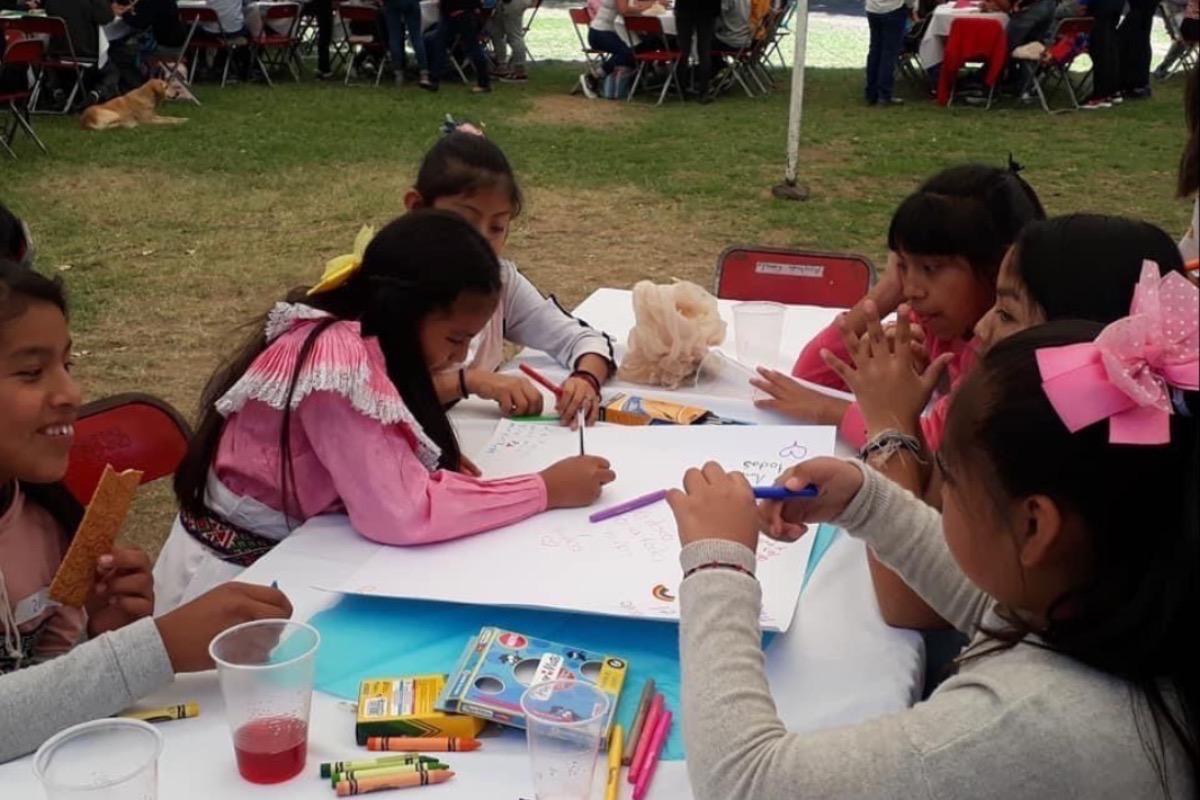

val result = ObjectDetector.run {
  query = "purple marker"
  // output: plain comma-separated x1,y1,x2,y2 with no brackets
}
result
589,490,669,523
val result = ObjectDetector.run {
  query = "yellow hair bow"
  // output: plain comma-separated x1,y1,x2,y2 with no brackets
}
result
307,225,375,296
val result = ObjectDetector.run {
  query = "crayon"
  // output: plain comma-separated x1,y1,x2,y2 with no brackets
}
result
578,408,586,455
335,769,455,796
333,762,448,787
627,694,663,784
590,490,669,524
605,724,623,800
622,679,656,766
632,710,672,800
366,736,480,752
518,363,563,397
320,755,439,778
119,702,199,724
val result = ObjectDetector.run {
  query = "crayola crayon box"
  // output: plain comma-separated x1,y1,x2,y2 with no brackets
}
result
436,627,628,745
355,675,487,745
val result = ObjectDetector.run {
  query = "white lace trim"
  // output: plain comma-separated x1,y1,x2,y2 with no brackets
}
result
265,302,332,342
215,304,443,471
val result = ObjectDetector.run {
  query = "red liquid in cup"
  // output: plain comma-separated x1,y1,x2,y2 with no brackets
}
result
233,716,308,784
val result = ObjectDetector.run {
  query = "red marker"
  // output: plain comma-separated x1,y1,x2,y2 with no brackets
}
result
519,363,563,398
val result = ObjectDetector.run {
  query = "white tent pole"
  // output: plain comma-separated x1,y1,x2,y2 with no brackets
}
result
773,0,811,201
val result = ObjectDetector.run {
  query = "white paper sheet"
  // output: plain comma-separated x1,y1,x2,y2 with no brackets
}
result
328,422,837,632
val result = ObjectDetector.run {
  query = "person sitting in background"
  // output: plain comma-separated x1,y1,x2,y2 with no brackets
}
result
581,0,656,98
104,0,187,92
981,0,1055,95
713,0,752,52
429,0,491,92
199,0,246,35
39,0,127,103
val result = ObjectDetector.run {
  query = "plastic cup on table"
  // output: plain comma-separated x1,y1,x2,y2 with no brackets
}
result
34,718,163,800
209,619,320,785
520,679,611,800
733,301,785,369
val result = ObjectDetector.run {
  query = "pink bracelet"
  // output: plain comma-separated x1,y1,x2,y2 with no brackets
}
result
683,562,756,581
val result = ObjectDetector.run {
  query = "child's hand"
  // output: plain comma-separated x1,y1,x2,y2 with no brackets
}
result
86,547,154,637
540,455,615,508
155,582,293,673
666,462,759,551
557,375,600,428
474,373,544,417
823,302,953,428
759,458,864,541
751,367,848,424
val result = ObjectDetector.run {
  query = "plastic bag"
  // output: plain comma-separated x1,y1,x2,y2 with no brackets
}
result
618,280,728,388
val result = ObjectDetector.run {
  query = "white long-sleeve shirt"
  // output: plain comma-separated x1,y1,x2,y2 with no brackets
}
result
463,258,616,374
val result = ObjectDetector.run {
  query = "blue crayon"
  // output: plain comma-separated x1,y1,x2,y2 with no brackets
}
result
752,484,818,500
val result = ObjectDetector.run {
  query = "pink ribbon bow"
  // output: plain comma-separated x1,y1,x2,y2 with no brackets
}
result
1036,261,1199,445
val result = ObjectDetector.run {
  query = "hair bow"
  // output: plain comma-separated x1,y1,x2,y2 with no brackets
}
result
307,225,375,296
1036,261,1199,444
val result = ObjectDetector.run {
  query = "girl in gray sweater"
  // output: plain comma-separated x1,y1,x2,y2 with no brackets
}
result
669,318,1197,799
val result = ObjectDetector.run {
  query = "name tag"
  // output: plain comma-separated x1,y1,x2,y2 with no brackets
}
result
755,262,825,278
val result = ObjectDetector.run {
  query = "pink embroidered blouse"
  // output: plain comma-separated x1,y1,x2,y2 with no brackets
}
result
208,303,548,545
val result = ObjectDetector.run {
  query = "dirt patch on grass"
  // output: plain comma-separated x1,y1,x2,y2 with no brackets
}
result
519,94,649,129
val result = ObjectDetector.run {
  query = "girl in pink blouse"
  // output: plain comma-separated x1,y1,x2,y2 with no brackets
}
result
153,211,615,612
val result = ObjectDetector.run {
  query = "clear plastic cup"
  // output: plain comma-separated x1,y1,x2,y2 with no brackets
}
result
520,679,611,800
733,301,785,368
209,619,320,785
34,718,162,800
694,349,770,402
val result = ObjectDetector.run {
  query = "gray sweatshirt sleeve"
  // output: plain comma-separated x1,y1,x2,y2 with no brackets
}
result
0,617,174,763
833,463,992,635
679,541,977,800
499,260,616,371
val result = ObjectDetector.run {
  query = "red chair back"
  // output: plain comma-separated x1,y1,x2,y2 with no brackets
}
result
337,3,380,24
1055,15,1091,39
62,393,192,505
623,14,665,36
568,6,591,24
714,246,875,308
937,16,1006,104
1,15,67,38
263,2,301,20
1,37,43,69
179,6,220,24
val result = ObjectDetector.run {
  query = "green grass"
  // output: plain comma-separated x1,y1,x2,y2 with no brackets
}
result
0,62,1191,551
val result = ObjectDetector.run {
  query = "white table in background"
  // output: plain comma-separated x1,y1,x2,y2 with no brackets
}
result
0,290,925,800
918,1,1008,68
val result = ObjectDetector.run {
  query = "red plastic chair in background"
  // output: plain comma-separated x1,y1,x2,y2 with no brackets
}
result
336,2,389,86
714,246,876,308
1,38,46,159
62,393,193,505
568,7,604,78
622,14,682,105
180,6,249,87
1015,16,1092,113
251,1,304,84
937,16,1007,107
1,15,94,113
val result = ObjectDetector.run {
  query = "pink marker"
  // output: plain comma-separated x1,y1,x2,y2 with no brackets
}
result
627,694,663,784
632,709,672,800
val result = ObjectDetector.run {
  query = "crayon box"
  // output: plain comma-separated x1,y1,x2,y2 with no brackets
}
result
436,627,628,745
355,675,487,745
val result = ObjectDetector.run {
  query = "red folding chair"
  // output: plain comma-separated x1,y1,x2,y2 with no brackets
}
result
180,6,249,87
336,2,389,85
714,246,876,308
148,10,203,105
1015,16,1092,113
568,6,603,79
62,393,193,506
1,38,47,159
251,1,304,84
622,14,682,105
2,15,94,114
938,16,1007,107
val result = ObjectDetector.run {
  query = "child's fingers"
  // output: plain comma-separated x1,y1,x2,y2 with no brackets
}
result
919,352,956,394
112,594,154,620
894,304,913,355
863,300,886,354
104,570,154,602
819,348,855,386
682,466,707,495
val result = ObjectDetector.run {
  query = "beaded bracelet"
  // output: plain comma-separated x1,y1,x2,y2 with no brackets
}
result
569,370,602,397
683,561,757,581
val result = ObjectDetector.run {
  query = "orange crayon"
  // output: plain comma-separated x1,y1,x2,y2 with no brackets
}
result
366,736,481,753
336,769,456,796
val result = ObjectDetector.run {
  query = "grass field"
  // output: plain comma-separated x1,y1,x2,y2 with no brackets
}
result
1,55,1192,553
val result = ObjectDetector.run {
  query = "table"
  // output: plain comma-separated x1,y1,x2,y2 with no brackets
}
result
0,290,925,799
918,1,1008,68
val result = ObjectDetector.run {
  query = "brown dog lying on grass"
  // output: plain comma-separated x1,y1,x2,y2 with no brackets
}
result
80,79,188,131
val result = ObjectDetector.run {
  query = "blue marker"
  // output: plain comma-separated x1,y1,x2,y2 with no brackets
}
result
752,484,818,500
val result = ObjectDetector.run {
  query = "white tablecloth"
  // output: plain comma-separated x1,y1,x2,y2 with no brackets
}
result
0,289,924,800
918,2,1008,68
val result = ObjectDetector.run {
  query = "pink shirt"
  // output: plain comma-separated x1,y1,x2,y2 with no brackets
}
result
209,304,547,546
791,318,977,452
0,485,86,672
